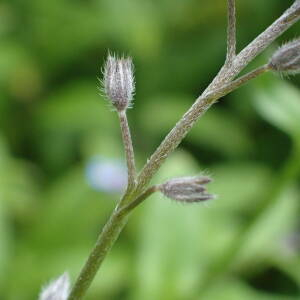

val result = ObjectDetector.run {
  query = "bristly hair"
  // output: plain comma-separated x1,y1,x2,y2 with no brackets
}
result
39,273,70,300
100,52,135,112
269,38,300,75
158,175,215,203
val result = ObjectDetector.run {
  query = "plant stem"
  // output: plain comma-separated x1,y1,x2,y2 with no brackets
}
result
207,64,270,100
135,1,300,196
68,2,300,299
68,184,159,300
197,141,300,295
68,64,269,299
226,0,236,64
135,65,269,195
68,208,129,300
118,110,136,191
119,185,159,214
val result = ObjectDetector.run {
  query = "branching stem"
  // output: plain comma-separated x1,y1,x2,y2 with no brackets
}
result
119,185,159,214
68,2,300,299
136,1,300,195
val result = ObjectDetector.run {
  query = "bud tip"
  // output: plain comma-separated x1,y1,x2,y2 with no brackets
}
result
158,176,215,204
39,272,70,300
269,39,300,75
102,52,135,111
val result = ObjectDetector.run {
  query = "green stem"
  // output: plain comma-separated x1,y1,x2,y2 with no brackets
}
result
226,0,236,64
198,140,300,295
68,186,158,300
67,66,269,300
68,208,129,300
118,110,136,191
135,65,270,194
119,185,158,215
67,2,300,297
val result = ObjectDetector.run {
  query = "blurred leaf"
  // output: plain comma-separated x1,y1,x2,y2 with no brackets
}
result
253,80,300,140
202,278,299,300
0,194,11,289
133,151,208,300
33,81,119,171
188,108,254,157
235,186,299,270
210,163,271,212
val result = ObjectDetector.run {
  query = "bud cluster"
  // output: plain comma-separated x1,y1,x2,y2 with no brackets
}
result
103,54,135,111
158,176,215,203
269,39,300,74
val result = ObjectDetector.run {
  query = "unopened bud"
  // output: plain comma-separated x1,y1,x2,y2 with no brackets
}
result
103,53,135,111
158,176,215,203
269,39,300,74
39,273,70,300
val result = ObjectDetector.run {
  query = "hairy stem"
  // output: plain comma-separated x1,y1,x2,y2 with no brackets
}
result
209,0,300,91
226,0,236,64
68,2,300,299
206,64,269,100
118,110,136,191
136,1,300,195
135,65,269,193
120,185,159,214
68,208,129,300
67,186,158,300
68,64,268,299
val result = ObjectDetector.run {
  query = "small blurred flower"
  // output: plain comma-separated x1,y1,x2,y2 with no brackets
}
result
85,156,127,193
158,176,215,203
102,53,135,111
269,39,300,74
280,232,300,257
39,273,70,300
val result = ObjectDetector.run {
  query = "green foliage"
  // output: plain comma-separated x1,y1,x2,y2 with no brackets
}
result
0,0,300,299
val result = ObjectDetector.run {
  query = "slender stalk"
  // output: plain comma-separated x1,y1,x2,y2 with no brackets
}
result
206,0,300,92
68,208,129,300
135,1,300,195
118,110,136,191
68,64,269,299
135,65,270,194
119,185,159,214
68,2,300,299
226,0,236,64
68,185,158,300
206,64,269,100
198,140,300,295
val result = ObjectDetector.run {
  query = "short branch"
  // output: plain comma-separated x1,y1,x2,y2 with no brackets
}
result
119,185,159,214
135,1,300,195
226,0,237,64
118,111,136,190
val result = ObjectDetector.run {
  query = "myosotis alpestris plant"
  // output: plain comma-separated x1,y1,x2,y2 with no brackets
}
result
38,1,300,299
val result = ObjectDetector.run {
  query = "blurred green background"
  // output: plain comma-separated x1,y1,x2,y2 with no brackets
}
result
1,0,300,299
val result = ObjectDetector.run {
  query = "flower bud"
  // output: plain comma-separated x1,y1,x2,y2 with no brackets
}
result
103,53,135,111
158,176,215,203
39,272,70,300
269,39,300,74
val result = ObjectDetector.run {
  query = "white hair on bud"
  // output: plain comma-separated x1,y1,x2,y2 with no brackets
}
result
269,38,300,75
39,273,70,300
158,176,215,203
102,53,135,111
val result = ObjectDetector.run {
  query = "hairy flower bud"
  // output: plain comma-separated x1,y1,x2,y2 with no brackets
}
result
269,39,300,74
103,53,135,111
158,176,215,203
39,273,70,300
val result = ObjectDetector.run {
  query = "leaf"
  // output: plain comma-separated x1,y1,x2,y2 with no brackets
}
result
253,80,300,140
